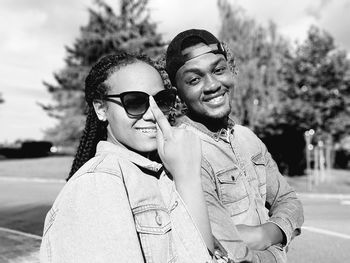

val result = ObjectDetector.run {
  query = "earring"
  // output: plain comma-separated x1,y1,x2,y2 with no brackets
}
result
97,115,106,122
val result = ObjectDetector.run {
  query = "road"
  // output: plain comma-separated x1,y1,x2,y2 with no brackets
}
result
287,194,350,263
0,178,349,262
0,178,63,263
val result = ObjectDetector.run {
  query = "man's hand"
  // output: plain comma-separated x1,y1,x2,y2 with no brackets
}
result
236,222,284,250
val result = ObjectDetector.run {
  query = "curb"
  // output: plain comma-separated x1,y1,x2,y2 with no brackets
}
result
0,227,42,240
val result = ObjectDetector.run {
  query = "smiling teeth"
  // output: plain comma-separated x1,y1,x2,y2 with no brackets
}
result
139,128,157,133
208,95,224,103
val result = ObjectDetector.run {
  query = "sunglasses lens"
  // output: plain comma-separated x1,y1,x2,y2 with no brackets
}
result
122,92,149,116
155,90,176,114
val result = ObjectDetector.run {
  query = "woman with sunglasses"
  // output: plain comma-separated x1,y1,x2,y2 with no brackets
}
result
40,52,226,263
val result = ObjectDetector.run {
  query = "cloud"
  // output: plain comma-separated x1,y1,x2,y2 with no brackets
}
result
0,0,93,142
149,0,220,40
0,0,349,143
305,0,333,20
317,0,350,51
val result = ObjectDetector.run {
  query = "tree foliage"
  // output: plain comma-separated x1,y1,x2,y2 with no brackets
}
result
217,0,350,174
42,0,165,145
280,26,350,141
218,0,291,130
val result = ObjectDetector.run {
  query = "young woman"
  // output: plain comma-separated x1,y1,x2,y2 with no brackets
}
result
40,53,228,262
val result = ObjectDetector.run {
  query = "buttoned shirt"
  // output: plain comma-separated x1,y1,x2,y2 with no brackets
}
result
177,115,304,263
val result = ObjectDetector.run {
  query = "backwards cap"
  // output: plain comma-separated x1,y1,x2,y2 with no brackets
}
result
165,29,227,86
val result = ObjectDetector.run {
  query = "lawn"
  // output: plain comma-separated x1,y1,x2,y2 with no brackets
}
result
0,156,349,193
0,156,73,181
286,169,350,194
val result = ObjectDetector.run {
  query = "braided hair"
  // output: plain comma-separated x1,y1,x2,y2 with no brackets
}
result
67,52,159,181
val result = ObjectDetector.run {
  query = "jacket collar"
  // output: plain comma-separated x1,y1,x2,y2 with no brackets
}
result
176,115,235,142
95,125,162,173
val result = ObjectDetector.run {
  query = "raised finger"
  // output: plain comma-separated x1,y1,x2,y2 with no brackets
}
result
149,96,172,138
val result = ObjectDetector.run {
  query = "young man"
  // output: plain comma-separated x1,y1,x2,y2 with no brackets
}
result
165,29,304,262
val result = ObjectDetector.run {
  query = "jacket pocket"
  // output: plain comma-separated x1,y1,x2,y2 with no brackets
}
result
133,205,176,263
251,152,267,197
217,168,250,216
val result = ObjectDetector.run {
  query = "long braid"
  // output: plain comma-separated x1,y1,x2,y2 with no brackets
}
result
67,52,157,181
67,109,106,180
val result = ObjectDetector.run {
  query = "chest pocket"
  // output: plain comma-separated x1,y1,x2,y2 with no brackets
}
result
216,167,250,217
133,205,176,263
251,152,267,198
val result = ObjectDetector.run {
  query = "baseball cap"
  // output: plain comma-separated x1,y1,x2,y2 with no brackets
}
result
165,29,227,85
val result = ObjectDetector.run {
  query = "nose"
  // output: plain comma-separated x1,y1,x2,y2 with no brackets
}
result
203,74,221,94
142,103,156,122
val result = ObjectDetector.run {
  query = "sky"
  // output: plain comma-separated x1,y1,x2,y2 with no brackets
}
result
0,0,350,143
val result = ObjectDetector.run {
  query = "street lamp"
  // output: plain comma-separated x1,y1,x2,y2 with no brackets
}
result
304,129,315,190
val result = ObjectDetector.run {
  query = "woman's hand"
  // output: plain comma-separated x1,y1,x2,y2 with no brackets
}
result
149,96,202,182
149,96,214,253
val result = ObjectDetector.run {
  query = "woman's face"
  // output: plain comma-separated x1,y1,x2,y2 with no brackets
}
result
99,62,165,153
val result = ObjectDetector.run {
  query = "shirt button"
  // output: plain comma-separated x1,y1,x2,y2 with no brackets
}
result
155,211,162,226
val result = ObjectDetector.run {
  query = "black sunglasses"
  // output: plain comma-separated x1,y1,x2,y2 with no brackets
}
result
102,89,176,117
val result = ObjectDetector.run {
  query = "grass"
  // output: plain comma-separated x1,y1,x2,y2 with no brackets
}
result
286,169,350,194
0,156,349,193
0,156,73,180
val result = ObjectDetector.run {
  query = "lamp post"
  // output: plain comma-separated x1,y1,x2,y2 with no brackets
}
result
304,129,314,190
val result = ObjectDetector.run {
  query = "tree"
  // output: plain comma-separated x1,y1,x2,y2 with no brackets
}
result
217,0,291,130
281,26,350,142
42,0,165,145
0,93,4,103
260,26,350,174
218,0,302,174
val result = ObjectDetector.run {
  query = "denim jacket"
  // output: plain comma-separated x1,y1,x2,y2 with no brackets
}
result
40,140,221,263
177,116,304,263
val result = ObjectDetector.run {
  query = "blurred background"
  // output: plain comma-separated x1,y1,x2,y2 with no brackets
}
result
0,0,349,262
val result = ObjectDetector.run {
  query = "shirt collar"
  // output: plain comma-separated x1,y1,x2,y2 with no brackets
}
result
176,115,235,143
95,125,163,173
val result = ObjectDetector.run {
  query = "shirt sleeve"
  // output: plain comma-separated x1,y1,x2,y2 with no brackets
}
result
44,172,144,263
254,245,287,263
262,141,305,246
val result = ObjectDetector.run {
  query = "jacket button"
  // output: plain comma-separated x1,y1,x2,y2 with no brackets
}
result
155,211,162,226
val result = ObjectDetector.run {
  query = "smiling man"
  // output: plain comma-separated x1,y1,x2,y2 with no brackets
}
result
165,29,304,262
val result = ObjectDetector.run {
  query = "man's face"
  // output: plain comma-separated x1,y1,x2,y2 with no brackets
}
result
175,44,234,122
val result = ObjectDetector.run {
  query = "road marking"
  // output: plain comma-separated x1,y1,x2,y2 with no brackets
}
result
303,226,350,240
298,193,350,200
0,227,42,240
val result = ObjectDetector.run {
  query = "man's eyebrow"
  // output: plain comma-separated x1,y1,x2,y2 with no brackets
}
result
181,56,227,76
181,67,202,76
